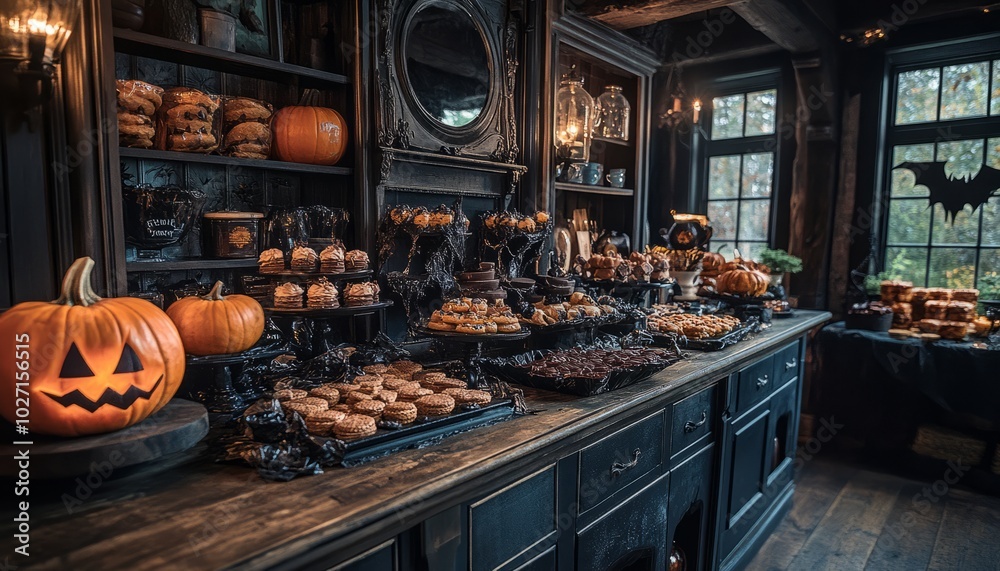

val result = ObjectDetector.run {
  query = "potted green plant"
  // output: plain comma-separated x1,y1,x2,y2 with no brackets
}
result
756,248,803,287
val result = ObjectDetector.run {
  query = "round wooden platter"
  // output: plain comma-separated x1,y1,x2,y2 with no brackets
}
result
0,399,209,479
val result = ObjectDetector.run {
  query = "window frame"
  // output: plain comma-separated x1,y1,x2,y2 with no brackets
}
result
691,69,783,258
877,33,1000,288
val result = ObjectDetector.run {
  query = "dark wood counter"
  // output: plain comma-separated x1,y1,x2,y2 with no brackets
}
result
5,311,830,570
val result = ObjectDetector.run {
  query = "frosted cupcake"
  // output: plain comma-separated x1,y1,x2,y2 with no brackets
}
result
320,243,346,274
274,282,304,309
307,278,340,309
290,245,319,272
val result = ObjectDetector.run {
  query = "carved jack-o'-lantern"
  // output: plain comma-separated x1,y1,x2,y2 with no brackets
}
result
0,258,186,437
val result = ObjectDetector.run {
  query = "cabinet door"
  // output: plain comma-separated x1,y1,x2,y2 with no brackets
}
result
765,380,799,496
576,474,669,571
668,444,714,571
718,404,771,560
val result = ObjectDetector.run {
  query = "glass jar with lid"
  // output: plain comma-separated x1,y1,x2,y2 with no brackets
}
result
594,85,630,141
554,73,595,162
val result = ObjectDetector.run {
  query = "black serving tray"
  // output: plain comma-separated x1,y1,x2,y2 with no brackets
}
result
418,327,530,342
521,312,624,333
481,348,682,397
266,300,393,316
654,318,762,352
331,399,515,466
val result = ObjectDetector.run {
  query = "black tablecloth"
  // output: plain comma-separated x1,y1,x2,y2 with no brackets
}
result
816,322,1000,429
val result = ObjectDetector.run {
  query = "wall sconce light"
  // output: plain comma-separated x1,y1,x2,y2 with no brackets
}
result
0,0,81,109
658,66,704,135
555,65,595,164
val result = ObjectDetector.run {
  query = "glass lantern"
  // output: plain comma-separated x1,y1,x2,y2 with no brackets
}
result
1,0,79,65
554,74,594,163
594,85,630,141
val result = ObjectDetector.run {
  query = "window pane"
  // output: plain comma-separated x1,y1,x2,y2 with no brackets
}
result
741,153,773,198
932,204,979,245
707,200,737,241
885,246,928,285
891,144,935,197
887,199,930,244
987,137,1000,168
708,155,740,199
991,61,1000,116
744,90,777,136
895,68,940,124
928,248,977,288
940,62,989,120
738,200,770,241
978,249,1000,299
937,138,985,180
982,198,1000,246
711,94,745,140
737,242,767,262
893,143,935,165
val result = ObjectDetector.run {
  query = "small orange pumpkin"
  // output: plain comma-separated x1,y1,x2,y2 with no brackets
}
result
271,104,348,165
0,258,185,436
166,281,264,356
716,265,770,298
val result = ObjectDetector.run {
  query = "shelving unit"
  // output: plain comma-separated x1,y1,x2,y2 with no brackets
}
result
118,147,353,177
125,258,258,272
546,14,658,251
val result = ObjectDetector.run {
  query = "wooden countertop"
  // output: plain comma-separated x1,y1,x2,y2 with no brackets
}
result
5,311,830,570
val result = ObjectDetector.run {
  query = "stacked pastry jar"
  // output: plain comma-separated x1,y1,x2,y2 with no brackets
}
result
220,97,273,159
155,87,221,153
116,79,163,148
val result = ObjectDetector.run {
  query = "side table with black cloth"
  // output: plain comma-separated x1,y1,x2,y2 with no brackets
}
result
814,322,1000,458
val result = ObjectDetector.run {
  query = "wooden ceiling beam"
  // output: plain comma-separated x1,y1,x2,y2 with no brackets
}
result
583,0,740,30
730,0,828,53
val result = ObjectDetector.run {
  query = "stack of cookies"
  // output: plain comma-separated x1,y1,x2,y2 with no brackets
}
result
116,79,163,148
155,87,220,153
307,278,340,309
273,282,304,308
320,243,346,274
291,245,319,272
258,248,285,273
343,282,379,306
345,250,369,272
220,97,272,159
426,297,521,334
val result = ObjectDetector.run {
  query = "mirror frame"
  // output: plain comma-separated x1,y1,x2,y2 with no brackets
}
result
374,0,521,165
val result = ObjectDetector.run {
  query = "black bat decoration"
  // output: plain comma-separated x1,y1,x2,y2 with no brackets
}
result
894,161,1000,224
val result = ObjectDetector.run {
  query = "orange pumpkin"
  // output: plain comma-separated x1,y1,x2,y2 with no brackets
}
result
701,252,726,276
271,105,348,165
720,257,769,275
716,265,770,298
166,281,264,356
0,258,185,436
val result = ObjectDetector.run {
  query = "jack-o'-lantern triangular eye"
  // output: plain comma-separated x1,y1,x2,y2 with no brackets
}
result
114,343,144,374
60,343,95,378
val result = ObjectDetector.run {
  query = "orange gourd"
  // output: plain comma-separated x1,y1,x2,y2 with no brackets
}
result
271,105,348,165
166,281,264,356
0,258,185,436
702,252,726,274
716,265,770,298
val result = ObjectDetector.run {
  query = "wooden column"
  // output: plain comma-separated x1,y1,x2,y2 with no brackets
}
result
787,56,839,309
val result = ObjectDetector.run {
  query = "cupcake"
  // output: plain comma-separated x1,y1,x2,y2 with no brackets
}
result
258,248,285,274
290,245,318,272
343,281,379,306
345,250,370,272
307,277,340,309
274,282,304,309
320,243,346,274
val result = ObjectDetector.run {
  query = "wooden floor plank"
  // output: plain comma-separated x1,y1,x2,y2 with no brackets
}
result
784,470,901,571
744,459,859,571
863,481,946,571
927,493,1000,571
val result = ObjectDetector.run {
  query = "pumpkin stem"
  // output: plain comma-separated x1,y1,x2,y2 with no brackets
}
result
204,281,227,301
54,257,103,307
299,88,321,106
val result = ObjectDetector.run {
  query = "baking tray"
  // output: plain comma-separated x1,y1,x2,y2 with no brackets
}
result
331,399,516,466
651,318,762,352
481,348,682,396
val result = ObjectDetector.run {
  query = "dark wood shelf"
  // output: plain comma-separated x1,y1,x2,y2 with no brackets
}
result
112,28,350,87
118,147,352,176
555,181,634,197
592,136,633,148
126,258,258,272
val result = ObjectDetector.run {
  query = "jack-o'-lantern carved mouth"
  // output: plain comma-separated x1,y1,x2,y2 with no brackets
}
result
42,375,164,412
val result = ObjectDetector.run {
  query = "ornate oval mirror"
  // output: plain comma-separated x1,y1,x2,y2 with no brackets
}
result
402,0,491,130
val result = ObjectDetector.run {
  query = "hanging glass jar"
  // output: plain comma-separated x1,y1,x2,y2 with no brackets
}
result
554,73,594,162
594,85,630,141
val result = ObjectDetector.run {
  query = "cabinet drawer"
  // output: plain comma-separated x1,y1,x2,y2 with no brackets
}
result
774,341,801,386
736,355,775,414
670,385,716,462
578,411,664,513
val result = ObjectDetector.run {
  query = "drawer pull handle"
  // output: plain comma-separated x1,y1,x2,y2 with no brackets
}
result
684,411,708,433
756,374,769,389
611,449,642,478
785,358,797,370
